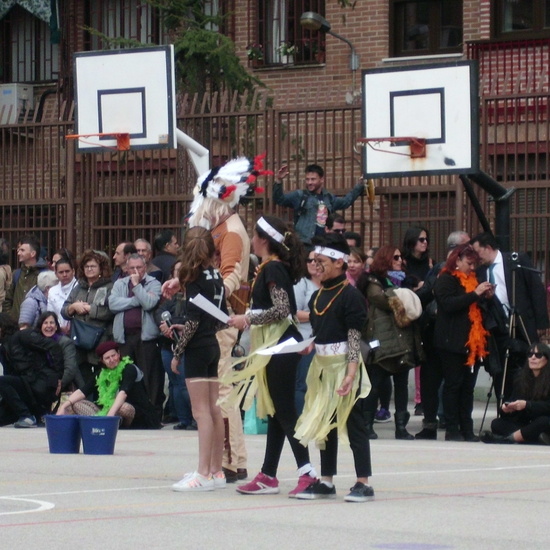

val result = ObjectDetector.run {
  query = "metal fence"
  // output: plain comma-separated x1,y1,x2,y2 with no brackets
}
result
1,90,549,293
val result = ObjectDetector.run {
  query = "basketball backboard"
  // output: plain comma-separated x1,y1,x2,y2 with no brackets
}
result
360,61,479,178
73,46,176,153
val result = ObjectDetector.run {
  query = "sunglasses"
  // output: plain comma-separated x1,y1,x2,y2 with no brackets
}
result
393,255,402,261
333,229,345,234
528,352,545,359
306,258,315,264
417,237,429,243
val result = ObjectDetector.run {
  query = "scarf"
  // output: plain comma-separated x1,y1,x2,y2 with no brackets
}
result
453,271,489,367
95,356,133,415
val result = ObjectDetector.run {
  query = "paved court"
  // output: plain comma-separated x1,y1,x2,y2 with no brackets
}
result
1,404,549,550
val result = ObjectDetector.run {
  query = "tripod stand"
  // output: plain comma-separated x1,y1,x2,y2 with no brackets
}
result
478,259,534,434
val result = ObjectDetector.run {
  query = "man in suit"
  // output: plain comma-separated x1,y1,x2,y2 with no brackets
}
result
471,232,549,399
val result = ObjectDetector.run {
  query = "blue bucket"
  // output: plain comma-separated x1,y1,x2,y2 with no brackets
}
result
79,415,120,455
44,415,82,454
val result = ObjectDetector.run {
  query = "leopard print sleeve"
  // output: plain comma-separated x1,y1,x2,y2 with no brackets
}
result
172,319,199,359
347,328,361,363
247,285,291,326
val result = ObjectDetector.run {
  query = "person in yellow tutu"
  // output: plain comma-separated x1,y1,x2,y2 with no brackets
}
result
293,234,374,503
227,215,318,497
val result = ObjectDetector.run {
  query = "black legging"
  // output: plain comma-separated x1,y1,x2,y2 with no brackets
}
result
261,350,310,477
491,415,550,442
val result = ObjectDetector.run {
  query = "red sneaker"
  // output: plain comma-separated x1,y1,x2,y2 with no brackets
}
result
236,472,279,495
288,474,317,498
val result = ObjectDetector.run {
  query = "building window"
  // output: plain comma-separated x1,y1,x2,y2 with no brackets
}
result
493,0,550,39
85,0,163,50
390,0,463,57
0,6,59,83
253,0,325,66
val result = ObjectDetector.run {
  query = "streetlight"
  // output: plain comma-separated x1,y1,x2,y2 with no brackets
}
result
300,11,360,97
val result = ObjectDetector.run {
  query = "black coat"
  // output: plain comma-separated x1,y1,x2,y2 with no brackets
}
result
433,272,480,355
476,251,549,344
3,329,64,410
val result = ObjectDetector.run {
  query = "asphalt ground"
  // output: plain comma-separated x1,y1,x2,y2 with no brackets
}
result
1,401,549,550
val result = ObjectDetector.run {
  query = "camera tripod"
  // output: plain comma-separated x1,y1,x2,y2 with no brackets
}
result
478,259,534,434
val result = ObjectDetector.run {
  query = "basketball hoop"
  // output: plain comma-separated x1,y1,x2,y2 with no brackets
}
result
355,137,426,158
66,132,131,151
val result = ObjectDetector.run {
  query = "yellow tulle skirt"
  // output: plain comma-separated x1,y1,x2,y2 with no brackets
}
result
218,318,292,419
294,353,371,449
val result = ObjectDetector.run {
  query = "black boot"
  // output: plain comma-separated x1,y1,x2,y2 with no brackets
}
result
364,411,378,440
480,431,514,444
394,411,414,440
415,420,437,440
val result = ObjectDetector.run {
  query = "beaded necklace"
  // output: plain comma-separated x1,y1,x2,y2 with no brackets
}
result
312,278,348,316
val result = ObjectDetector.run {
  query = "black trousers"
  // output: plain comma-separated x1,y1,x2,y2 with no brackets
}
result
261,350,310,478
320,398,372,478
491,415,550,442
364,362,409,414
419,347,444,424
120,334,165,415
0,375,34,424
439,349,479,434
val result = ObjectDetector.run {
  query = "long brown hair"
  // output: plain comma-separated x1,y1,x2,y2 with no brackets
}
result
177,227,216,288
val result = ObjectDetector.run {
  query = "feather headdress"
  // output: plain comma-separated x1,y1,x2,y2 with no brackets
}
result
188,153,271,221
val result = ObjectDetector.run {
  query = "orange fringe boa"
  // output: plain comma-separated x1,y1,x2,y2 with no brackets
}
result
453,270,490,367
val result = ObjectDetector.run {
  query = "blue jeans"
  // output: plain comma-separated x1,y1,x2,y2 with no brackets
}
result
160,347,193,425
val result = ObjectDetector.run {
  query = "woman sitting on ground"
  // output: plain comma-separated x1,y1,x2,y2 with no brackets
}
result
0,313,64,427
38,311,84,392
481,342,550,445
57,340,161,429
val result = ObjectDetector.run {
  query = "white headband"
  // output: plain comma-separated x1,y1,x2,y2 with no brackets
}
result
314,246,350,263
257,217,285,243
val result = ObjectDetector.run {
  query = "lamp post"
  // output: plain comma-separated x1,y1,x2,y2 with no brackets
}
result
300,11,360,98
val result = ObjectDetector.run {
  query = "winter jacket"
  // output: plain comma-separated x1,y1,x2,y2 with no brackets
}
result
61,277,114,365
362,275,423,373
109,274,161,343
2,258,49,321
3,328,64,412
18,285,49,328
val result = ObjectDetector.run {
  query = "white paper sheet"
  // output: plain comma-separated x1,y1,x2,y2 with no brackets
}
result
257,336,316,356
189,293,230,323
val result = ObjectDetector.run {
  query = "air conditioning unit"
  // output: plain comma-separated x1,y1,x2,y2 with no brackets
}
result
0,84,34,124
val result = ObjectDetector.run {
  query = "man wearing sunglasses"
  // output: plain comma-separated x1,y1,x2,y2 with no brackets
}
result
273,164,365,244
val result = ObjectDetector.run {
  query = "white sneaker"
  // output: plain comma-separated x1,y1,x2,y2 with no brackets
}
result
172,472,215,492
212,471,227,489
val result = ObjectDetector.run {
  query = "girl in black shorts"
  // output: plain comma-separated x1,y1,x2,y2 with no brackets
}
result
170,227,229,492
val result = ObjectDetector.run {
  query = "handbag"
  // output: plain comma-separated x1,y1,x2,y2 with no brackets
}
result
70,318,105,351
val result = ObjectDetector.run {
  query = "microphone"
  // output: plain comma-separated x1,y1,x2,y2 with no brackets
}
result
161,310,180,344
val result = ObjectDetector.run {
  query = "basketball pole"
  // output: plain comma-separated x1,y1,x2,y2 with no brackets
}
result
176,129,210,176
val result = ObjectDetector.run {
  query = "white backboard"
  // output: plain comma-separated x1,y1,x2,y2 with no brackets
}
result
73,46,176,152
361,61,479,178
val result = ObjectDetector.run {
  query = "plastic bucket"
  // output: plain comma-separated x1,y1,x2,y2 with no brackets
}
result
44,415,82,454
79,415,120,455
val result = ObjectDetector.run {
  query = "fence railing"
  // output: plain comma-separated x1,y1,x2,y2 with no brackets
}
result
1,90,550,289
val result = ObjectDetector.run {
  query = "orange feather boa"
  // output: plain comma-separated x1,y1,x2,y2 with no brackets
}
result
453,270,490,367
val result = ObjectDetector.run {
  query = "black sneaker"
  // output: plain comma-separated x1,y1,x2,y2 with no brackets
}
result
344,482,375,503
295,480,336,500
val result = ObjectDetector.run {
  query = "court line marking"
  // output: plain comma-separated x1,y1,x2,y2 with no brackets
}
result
0,497,55,516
